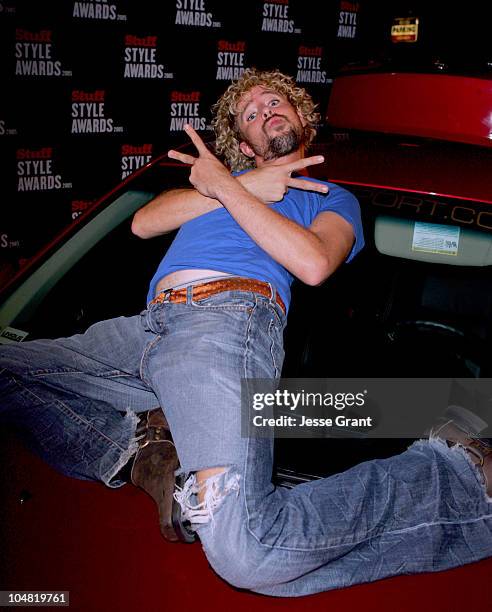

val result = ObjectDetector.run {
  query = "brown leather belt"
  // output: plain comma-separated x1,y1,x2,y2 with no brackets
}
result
150,277,286,314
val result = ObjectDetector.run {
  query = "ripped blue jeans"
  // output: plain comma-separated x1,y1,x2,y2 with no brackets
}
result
1,289,491,597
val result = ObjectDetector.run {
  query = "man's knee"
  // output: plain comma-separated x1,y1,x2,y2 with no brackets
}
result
174,467,240,525
195,466,228,504
174,468,267,591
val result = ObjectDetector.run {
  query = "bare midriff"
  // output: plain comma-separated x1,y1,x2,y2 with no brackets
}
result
154,268,232,296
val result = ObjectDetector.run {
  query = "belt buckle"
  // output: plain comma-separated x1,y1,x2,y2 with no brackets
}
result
153,287,173,305
162,287,176,303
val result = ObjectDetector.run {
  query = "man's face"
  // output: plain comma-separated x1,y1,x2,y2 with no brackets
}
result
235,85,307,163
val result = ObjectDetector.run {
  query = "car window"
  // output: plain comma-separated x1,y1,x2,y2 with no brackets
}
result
3,202,175,341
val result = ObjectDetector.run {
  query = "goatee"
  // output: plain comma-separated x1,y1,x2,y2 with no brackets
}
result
262,125,303,161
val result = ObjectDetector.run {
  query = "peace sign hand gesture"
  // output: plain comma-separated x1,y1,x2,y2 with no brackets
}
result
237,156,329,203
168,124,233,200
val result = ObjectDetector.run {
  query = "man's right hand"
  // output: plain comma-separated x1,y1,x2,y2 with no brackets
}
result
237,156,329,203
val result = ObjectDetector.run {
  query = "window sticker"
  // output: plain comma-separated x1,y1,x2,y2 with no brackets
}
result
412,222,460,256
0,326,29,344
391,17,419,43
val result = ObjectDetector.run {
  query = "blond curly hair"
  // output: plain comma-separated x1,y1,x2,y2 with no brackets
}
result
212,67,319,171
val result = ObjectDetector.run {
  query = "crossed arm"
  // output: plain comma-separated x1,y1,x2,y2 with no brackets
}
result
131,187,221,237
131,125,355,286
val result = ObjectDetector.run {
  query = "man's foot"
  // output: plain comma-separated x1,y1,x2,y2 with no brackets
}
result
131,409,181,541
430,416,492,497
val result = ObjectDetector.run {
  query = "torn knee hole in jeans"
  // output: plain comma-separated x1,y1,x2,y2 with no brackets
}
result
173,468,240,528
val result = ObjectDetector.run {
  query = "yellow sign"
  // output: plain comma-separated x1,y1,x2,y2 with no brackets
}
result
391,17,419,43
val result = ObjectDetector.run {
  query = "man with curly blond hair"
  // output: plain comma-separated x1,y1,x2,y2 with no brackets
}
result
2,68,490,596
212,67,319,171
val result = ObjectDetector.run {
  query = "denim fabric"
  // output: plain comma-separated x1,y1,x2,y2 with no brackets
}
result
196,437,492,596
0,313,160,486
0,290,284,484
1,289,491,596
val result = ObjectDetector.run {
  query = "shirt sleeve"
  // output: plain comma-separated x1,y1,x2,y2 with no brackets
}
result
315,182,365,263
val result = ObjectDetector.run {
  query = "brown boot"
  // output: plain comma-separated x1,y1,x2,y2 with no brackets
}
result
131,409,180,541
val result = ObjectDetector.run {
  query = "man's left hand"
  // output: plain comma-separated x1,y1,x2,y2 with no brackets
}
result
168,124,234,200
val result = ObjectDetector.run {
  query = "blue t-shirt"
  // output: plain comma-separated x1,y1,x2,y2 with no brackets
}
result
147,176,364,311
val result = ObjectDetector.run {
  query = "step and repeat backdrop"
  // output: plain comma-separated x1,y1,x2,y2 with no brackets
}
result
1,0,383,272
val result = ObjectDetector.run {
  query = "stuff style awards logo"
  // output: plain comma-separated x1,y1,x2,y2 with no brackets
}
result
175,0,222,28
337,1,359,38
121,144,153,179
261,0,301,33
73,0,127,21
123,35,173,80
15,29,71,77
216,40,246,81
169,91,207,132
71,90,124,134
296,46,330,84
16,147,71,192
